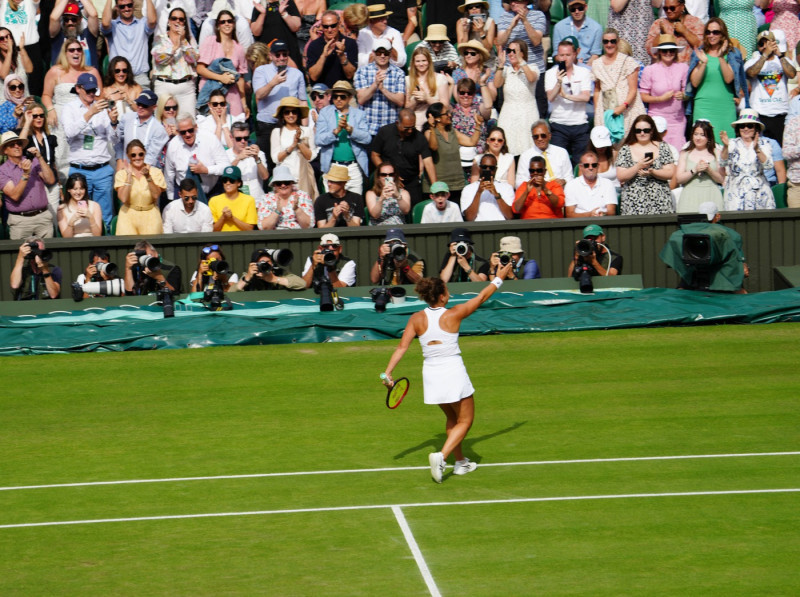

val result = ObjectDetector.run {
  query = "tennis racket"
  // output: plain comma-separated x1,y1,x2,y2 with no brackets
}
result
380,374,410,409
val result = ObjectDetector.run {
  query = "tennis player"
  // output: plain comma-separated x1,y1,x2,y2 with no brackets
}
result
382,263,512,483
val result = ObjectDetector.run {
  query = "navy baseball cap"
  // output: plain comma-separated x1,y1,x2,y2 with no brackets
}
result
311,83,330,94
271,40,289,53
385,228,406,243
72,72,100,95
135,89,158,106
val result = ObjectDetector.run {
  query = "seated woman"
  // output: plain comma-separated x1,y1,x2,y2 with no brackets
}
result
366,162,412,226
114,140,166,236
190,243,238,293
57,172,103,237
196,88,244,150
256,165,314,230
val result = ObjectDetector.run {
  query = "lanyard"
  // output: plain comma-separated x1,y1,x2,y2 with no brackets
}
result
31,134,51,165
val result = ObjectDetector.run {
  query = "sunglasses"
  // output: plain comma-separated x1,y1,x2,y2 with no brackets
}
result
282,108,299,115
332,93,349,100
374,49,390,56
273,51,290,57
62,16,79,23
487,137,504,143
114,67,128,73
458,90,475,96
169,15,186,22
529,168,545,174
507,48,516,54
182,194,198,200
660,48,677,53
217,18,234,25
163,104,178,112
532,133,549,140
706,29,722,35
30,112,45,118
664,4,680,10
758,38,769,46
379,172,395,177
322,243,340,249
569,4,586,11
6,140,25,147
67,47,83,53
738,123,757,129
273,181,293,187
136,101,153,108
118,2,133,8
178,127,195,136
310,92,327,100
234,135,249,142
581,162,599,168
463,50,479,56
603,39,618,45
221,177,239,185
202,244,221,255
7,83,24,91
321,23,338,29
210,101,227,107
128,151,145,158
82,87,98,95
634,127,652,134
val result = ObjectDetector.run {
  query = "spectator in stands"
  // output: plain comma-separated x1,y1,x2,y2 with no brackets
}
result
366,161,412,226
406,46,452,130
119,90,170,168
308,83,331,138
355,38,406,136
190,243,237,293
301,232,357,288
10,236,61,300
513,155,565,219
419,25,460,75
257,165,314,230
271,96,318,198
552,0,602,65
209,165,257,232
1,0,43,96
566,223,623,277
370,227,424,285
452,39,497,104
470,126,515,187
101,56,141,123
675,119,724,213
381,0,419,45
487,235,541,279
316,80,371,195
164,112,231,201
457,0,497,70
307,10,358,87
565,150,618,217
424,102,479,205
115,139,166,236
196,88,241,151
516,120,575,189
227,121,269,204
57,172,103,237
49,1,100,70
238,248,306,291
744,30,795,144
0,28,32,91
62,72,119,227
151,7,199,116
101,0,157,87
453,77,492,174
0,76,30,135
250,0,303,69
588,125,619,188
495,41,539,156
461,153,515,221
592,27,646,134
197,9,249,119
439,227,489,282
782,109,800,207
356,4,406,69
124,239,182,295
315,164,365,227
645,0,704,63
162,178,214,233
719,110,776,210
342,3,369,40
18,103,59,221
639,35,689,150
420,181,464,223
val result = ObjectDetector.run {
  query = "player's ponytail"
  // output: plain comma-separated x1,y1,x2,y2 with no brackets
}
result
415,278,447,306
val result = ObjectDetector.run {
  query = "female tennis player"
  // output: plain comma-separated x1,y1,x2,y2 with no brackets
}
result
382,263,512,483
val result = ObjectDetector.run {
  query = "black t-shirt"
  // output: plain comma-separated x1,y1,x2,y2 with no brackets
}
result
13,264,63,300
438,252,490,283
129,263,183,296
425,0,462,43
314,190,366,226
369,0,415,36
306,35,359,86
584,248,623,276
370,124,432,186
252,0,304,71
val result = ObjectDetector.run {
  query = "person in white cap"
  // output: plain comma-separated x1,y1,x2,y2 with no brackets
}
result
488,235,541,279
588,125,620,188
302,232,357,288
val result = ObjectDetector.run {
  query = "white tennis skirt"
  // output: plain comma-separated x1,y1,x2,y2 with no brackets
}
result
422,355,475,405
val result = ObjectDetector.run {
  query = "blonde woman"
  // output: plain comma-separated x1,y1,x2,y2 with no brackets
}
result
114,140,166,235
405,46,450,130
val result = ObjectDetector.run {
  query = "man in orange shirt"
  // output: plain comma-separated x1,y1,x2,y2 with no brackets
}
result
512,156,565,219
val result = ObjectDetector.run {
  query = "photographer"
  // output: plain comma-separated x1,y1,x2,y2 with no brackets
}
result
301,233,357,289
75,248,120,298
439,227,490,282
190,244,238,294
238,248,306,291
123,240,182,296
566,224,623,278
488,236,541,280
460,153,515,221
369,228,425,285
10,237,62,300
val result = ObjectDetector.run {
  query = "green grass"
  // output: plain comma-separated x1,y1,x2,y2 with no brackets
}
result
1,325,799,595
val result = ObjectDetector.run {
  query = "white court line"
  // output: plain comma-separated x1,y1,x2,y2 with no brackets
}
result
392,506,442,597
2,451,798,492
0,488,797,530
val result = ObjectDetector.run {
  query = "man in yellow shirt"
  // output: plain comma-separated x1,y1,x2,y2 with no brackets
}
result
209,166,258,232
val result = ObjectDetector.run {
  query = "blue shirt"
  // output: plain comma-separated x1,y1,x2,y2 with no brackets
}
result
552,17,603,65
497,9,547,72
353,63,406,136
102,17,155,76
764,136,783,185
252,65,307,125
120,112,170,166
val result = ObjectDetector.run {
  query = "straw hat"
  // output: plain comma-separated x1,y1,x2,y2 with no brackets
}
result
458,39,489,61
0,131,23,149
458,0,489,13
367,4,393,19
272,96,309,120
424,24,449,42
323,164,350,182
654,33,680,50
331,80,356,95
731,108,765,131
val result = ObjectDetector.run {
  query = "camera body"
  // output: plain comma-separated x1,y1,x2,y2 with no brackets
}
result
27,241,52,263
370,286,391,313
203,258,229,276
498,251,512,266
257,260,273,275
321,248,337,267
433,60,454,75
390,243,407,262
454,241,470,257
468,12,486,22
134,249,161,271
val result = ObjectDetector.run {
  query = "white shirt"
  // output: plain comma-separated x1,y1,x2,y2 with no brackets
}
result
164,129,231,199
226,146,267,203
302,256,357,287
544,64,592,126
357,25,407,69
459,180,515,221
744,51,791,117
564,175,618,214
162,199,214,233
420,201,464,224
198,9,254,51
142,0,196,38
516,143,575,188
62,98,120,166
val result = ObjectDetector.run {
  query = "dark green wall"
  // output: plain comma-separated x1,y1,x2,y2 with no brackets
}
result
1,210,799,301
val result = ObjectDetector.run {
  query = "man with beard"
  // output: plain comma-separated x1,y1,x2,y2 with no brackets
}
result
49,0,100,69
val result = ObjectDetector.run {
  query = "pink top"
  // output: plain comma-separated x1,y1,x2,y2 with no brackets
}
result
198,37,248,116
639,61,689,120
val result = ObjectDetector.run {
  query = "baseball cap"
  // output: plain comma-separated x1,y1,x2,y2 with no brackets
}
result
698,201,719,222
64,2,80,16
72,73,100,95
385,228,406,243
450,227,473,244
590,126,612,148
135,89,158,107
429,181,449,194
321,233,340,245
583,224,604,238
373,38,391,52
221,165,242,181
271,40,289,53
311,83,330,94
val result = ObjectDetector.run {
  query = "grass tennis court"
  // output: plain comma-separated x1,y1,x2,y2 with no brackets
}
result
2,324,799,595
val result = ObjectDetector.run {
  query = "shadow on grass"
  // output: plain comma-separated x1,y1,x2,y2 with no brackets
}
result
393,421,527,462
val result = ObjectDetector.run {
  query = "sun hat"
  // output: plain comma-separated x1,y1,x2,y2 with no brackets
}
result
590,126,612,148
583,224,604,237
330,80,356,95
272,96,310,120
270,165,297,184
655,33,680,50
458,39,489,60
424,24,450,42
323,164,350,182
731,108,765,131
429,181,450,194
0,131,23,149
367,4,393,19
499,236,523,253
458,0,489,13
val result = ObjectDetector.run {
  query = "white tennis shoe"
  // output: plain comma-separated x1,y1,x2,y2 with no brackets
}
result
428,452,445,483
453,458,477,476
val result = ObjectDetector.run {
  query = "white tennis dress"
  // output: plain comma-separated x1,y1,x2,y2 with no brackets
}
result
419,307,475,405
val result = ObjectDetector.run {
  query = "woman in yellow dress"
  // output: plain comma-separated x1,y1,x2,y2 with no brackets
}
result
114,140,166,235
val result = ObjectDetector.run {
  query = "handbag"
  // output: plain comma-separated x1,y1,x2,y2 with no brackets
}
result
296,152,319,200
600,57,627,111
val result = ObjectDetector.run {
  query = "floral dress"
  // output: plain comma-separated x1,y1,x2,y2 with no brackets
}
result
617,142,675,214
370,194,404,226
256,190,314,229
591,54,646,135
452,101,490,168
771,0,800,57
721,137,775,210
607,0,653,66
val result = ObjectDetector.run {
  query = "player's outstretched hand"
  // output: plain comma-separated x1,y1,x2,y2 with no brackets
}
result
496,261,513,280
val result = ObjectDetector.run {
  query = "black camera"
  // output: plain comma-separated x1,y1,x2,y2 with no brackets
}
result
202,284,231,311
572,262,594,294
321,249,337,267
156,283,175,318
257,260,273,274
370,286,391,313
207,259,229,275
312,276,342,311
390,244,407,262
27,241,52,263
433,60,453,75
498,251,512,266
134,249,161,271
576,239,597,261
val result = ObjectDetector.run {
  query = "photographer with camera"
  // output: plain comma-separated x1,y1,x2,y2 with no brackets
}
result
238,248,306,291
302,232,357,289
189,244,238,294
369,228,425,285
10,236,62,300
73,248,122,299
439,227,490,282
461,153,515,221
123,240,182,296
488,236,541,280
512,155,565,219
567,224,623,279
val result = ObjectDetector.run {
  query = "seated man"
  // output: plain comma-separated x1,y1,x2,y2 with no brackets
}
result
460,153,515,221
487,236,541,280
301,233,357,288
237,248,306,291
564,151,618,217
420,181,464,223
314,164,365,227
10,237,62,300
513,155,565,219
516,121,574,189
566,224,623,278
439,227,490,282
162,179,215,233
369,228,424,285
124,240,183,296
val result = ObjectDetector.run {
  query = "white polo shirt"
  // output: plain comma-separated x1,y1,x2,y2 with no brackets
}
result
564,175,618,214
544,64,592,126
